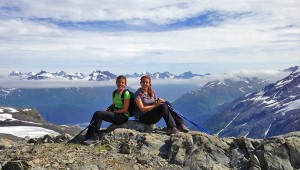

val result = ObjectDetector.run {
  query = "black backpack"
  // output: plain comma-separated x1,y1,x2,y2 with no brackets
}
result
111,89,136,117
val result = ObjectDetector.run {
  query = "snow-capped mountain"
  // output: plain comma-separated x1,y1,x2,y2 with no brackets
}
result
174,71,205,79
125,71,205,79
26,70,88,80
205,68,300,138
9,71,24,77
9,71,36,78
27,70,55,80
67,73,85,80
88,70,117,81
151,72,175,79
173,76,269,126
54,70,69,78
125,72,151,78
8,70,207,81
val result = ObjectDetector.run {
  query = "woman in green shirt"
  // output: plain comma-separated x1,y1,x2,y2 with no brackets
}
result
84,75,130,145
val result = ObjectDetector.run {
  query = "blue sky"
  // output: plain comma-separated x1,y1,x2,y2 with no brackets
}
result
0,0,299,76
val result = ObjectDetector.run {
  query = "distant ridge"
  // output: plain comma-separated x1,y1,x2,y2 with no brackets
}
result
283,65,299,72
7,70,209,81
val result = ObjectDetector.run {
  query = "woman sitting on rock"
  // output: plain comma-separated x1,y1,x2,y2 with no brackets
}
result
84,75,130,145
134,75,189,135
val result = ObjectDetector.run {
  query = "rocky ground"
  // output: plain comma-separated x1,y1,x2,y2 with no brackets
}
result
0,121,300,170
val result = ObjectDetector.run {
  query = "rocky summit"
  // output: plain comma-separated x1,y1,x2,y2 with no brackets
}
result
0,121,299,170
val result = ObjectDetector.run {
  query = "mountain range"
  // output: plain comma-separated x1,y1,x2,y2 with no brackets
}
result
204,67,300,138
173,76,269,124
8,70,209,81
1,66,299,138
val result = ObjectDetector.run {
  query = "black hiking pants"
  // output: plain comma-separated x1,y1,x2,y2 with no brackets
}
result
138,102,184,128
164,101,184,125
86,111,128,139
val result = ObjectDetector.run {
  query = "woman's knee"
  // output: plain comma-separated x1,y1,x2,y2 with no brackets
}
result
93,111,104,119
156,104,169,116
161,103,169,111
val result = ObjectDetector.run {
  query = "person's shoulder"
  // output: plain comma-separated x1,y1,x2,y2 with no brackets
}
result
134,88,141,93
124,89,131,95
123,89,131,98
112,89,118,95
134,88,142,96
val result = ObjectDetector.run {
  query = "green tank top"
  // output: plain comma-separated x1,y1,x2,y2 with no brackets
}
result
113,90,130,117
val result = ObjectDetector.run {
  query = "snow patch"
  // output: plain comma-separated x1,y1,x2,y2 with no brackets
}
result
239,87,245,93
251,95,269,102
0,113,16,121
264,122,273,138
0,126,60,138
275,78,293,88
256,90,264,96
240,123,247,127
244,132,250,137
0,112,42,125
263,99,277,105
264,118,276,138
217,112,241,135
265,101,280,108
276,99,300,115
0,107,19,113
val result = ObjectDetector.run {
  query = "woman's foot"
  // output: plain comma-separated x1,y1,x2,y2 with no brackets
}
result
167,127,180,135
177,124,189,133
83,137,99,145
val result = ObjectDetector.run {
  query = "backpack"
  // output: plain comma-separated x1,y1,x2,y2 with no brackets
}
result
112,89,136,117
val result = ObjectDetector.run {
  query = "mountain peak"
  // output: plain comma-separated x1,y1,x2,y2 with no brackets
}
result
283,66,299,72
207,69,300,138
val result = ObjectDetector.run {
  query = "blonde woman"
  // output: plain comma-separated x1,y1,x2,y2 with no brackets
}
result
134,75,189,135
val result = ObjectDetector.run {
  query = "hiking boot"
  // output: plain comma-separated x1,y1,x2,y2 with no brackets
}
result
167,127,180,135
177,124,189,133
83,137,99,145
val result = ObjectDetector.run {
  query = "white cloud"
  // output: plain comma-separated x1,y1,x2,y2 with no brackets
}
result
0,78,115,88
2,0,297,25
0,0,299,75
